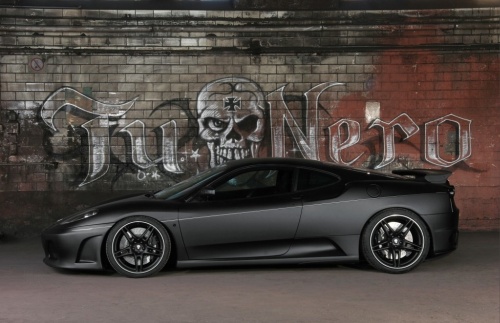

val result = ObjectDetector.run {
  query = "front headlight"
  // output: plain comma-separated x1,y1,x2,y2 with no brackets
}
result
58,210,99,224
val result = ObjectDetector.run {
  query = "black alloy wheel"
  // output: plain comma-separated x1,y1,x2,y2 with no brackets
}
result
106,216,171,278
361,209,430,274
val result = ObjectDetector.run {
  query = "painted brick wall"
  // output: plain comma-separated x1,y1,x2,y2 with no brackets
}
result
0,7,498,237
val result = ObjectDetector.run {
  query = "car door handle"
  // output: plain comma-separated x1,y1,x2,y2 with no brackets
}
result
292,195,303,200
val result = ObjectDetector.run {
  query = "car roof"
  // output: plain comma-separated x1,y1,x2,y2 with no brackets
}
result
225,157,331,168
225,157,356,173
224,158,404,180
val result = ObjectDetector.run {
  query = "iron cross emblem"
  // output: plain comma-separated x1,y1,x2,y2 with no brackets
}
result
224,97,241,111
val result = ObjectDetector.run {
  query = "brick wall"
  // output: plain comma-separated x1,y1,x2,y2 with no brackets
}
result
0,7,498,236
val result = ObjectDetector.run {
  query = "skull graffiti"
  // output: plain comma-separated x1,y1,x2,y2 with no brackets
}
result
197,77,266,167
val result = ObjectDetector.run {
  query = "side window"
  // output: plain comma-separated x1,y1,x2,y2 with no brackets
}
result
209,168,290,200
297,169,340,191
216,169,277,192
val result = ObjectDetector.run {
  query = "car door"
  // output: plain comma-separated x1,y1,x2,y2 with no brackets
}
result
294,168,354,238
178,166,302,260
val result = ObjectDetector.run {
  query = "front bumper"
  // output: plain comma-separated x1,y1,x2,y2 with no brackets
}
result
41,223,112,270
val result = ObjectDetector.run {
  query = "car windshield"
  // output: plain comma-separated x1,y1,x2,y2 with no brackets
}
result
154,165,227,200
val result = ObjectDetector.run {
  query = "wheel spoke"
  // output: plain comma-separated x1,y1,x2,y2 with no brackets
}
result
391,249,398,267
121,227,136,243
403,241,423,252
396,250,401,267
396,219,414,236
404,220,414,234
144,245,162,256
140,225,155,243
380,220,393,235
372,241,390,252
114,247,133,258
139,254,145,272
134,254,144,272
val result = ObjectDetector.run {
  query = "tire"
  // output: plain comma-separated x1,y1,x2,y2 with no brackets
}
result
106,216,171,278
361,209,430,274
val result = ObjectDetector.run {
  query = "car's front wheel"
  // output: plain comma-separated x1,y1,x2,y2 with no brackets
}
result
361,209,430,274
106,216,171,278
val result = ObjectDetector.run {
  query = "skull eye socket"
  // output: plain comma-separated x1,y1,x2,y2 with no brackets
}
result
237,115,259,133
205,118,228,132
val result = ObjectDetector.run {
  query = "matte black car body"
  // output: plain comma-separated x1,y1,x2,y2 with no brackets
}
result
42,158,459,277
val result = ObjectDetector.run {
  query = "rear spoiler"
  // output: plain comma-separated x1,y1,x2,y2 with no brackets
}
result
392,169,452,184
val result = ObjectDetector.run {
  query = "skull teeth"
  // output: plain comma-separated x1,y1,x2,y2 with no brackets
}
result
215,147,250,164
234,149,241,160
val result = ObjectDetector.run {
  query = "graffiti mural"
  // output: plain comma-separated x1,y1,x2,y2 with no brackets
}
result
39,78,473,187
197,78,266,167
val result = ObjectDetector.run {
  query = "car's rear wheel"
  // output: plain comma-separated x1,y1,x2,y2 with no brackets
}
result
106,216,171,278
361,209,430,274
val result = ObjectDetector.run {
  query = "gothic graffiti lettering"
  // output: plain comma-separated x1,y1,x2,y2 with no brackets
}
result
80,116,111,185
268,82,343,160
41,87,136,132
39,80,473,186
369,113,420,169
328,119,363,166
425,114,472,167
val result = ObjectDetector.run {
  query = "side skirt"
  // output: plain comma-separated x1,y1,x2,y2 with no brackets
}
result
176,256,359,269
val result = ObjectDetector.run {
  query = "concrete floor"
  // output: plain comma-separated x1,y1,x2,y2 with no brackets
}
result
0,232,498,323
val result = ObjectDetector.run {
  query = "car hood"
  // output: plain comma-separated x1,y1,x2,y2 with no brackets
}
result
91,192,154,208
53,193,180,229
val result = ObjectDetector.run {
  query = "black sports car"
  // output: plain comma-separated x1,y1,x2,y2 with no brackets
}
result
42,158,459,278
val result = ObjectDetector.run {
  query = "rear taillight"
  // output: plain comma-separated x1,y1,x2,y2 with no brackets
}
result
448,186,457,211
447,181,455,196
